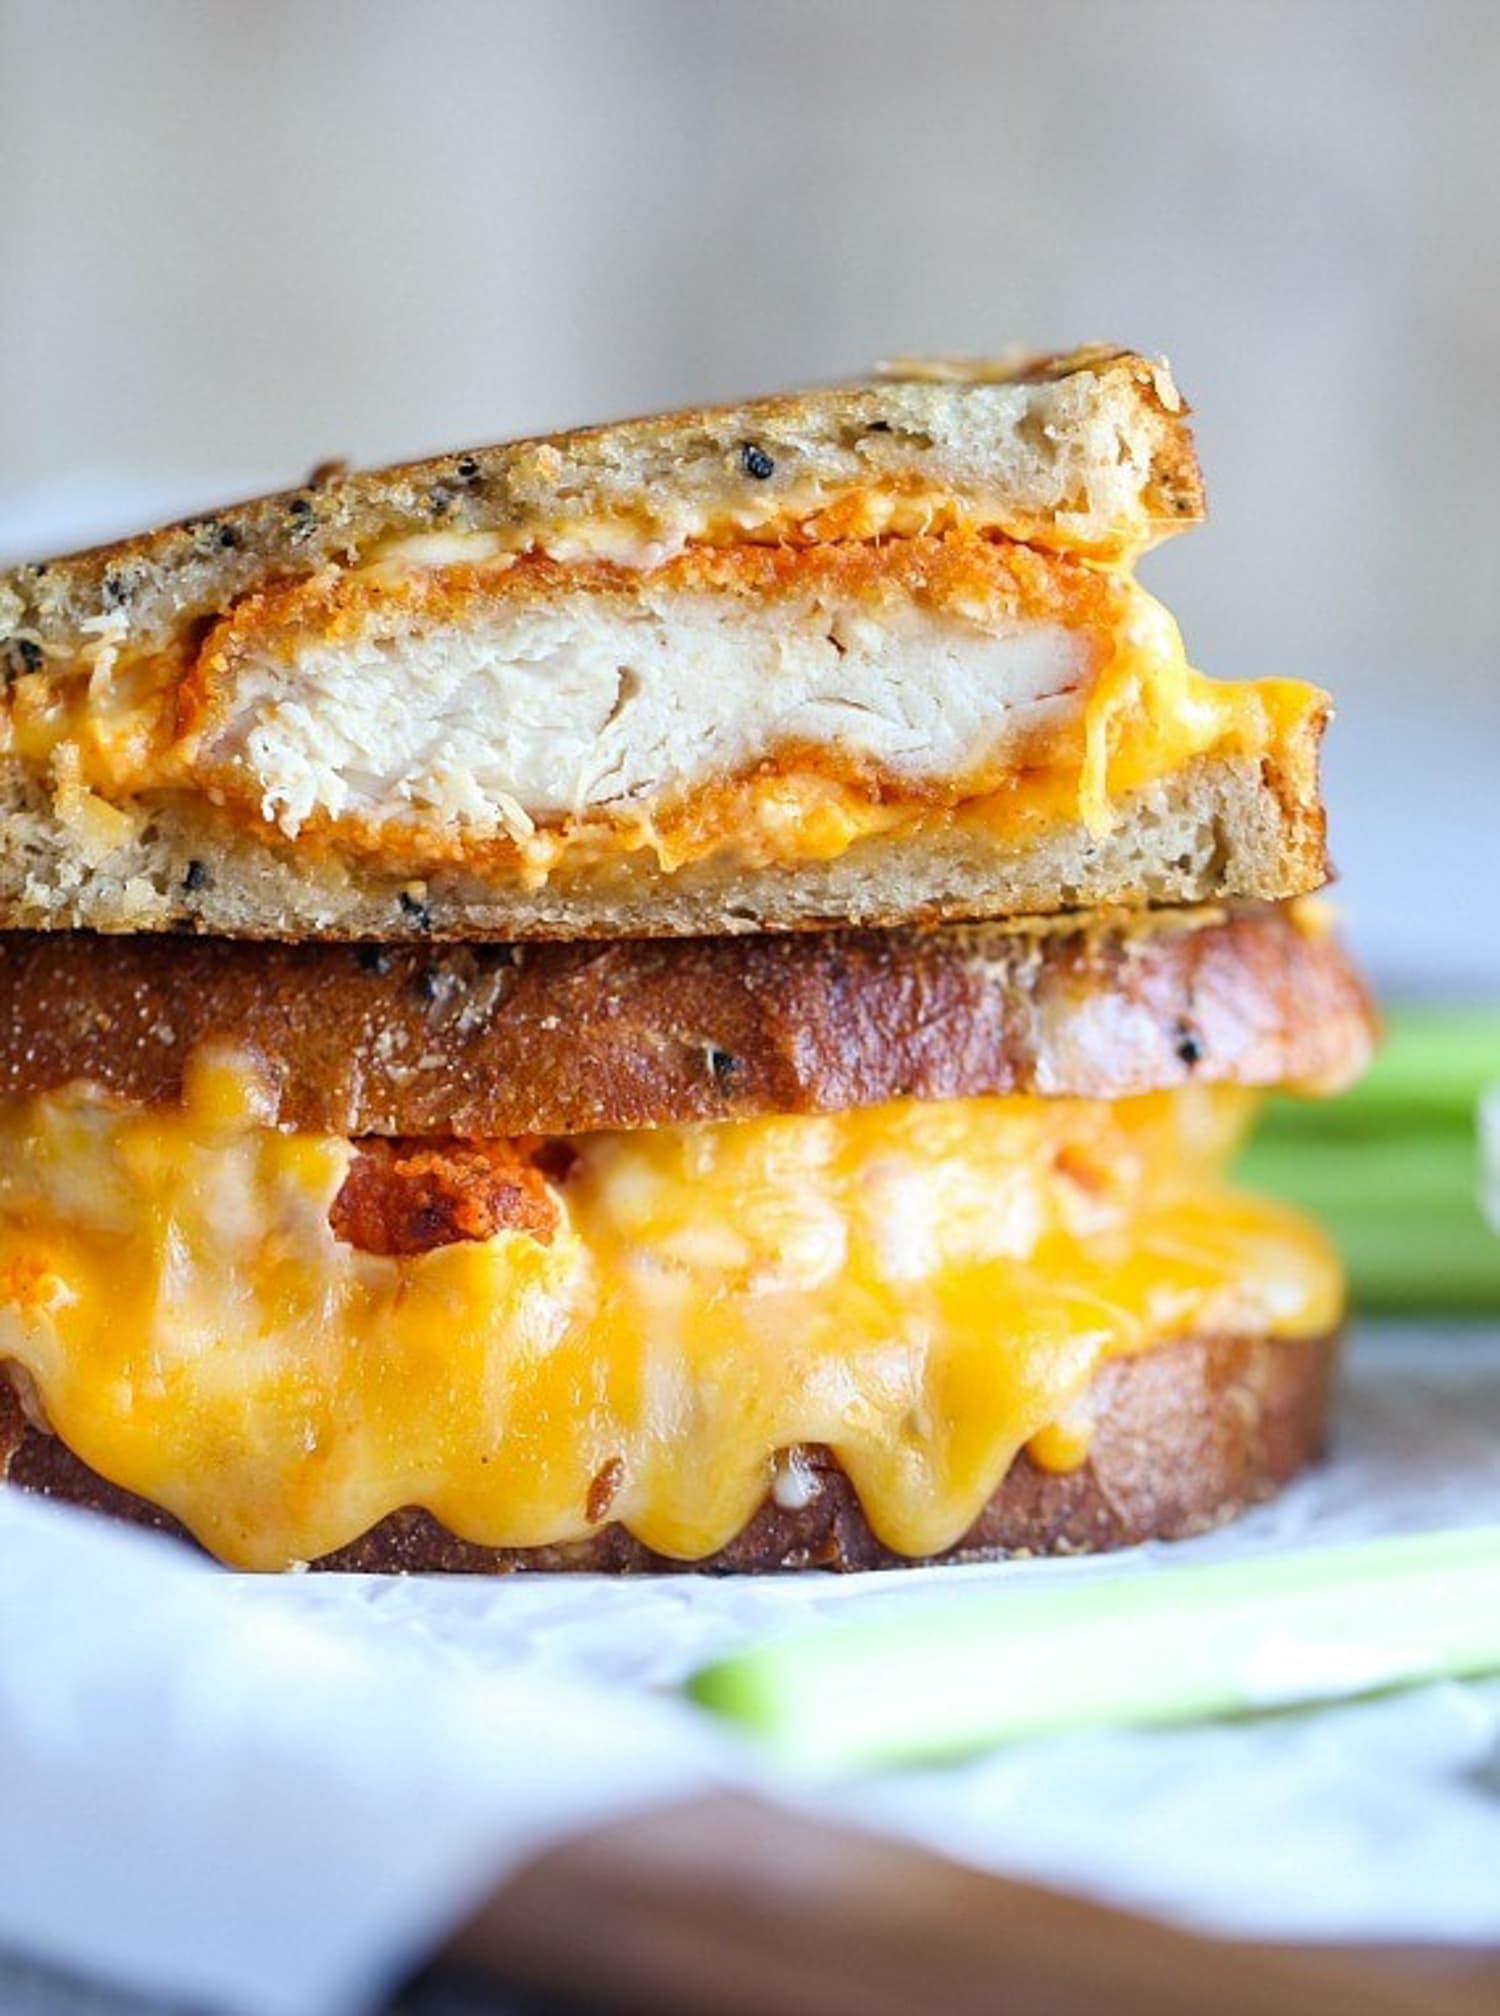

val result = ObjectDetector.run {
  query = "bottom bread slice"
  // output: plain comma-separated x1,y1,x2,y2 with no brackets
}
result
0,1329,1337,1573
0,748,1325,940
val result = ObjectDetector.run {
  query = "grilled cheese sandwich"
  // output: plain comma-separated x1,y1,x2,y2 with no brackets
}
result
0,348,1372,1574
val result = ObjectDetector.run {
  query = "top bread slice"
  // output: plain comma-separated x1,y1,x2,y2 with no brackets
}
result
2,347,1201,654
0,347,1330,942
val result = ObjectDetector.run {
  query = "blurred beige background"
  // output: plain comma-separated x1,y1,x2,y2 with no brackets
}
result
1,0,1496,988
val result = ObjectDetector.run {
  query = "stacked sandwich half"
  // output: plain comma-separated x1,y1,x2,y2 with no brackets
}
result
0,348,1373,1572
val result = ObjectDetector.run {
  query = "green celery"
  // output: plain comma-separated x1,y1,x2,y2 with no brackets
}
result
687,1527,1500,1770
1330,1008,1500,1125
1239,1005,1500,1313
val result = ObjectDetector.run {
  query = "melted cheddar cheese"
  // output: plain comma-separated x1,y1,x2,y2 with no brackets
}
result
0,1075,1341,1570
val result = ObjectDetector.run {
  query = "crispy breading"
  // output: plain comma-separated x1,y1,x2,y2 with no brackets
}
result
329,1138,557,1254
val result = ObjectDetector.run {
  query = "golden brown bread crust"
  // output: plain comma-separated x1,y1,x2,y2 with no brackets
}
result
0,1330,1337,1571
0,904,1374,1135
0,347,1200,663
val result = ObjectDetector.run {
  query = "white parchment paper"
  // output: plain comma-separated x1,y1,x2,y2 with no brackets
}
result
1,1323,1498,2016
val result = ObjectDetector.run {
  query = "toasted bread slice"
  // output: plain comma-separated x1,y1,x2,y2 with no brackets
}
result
0,903,1374,1135
0,1329,1337,1571
1,349,1199,657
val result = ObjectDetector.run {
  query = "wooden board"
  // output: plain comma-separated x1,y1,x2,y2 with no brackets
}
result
439,1796,1500,2016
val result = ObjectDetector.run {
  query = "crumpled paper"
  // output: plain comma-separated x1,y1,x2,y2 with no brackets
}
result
1,1322,1498,2016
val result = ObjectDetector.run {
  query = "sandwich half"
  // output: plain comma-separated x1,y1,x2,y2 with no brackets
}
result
0,903,1373,1571
0,349,1327,941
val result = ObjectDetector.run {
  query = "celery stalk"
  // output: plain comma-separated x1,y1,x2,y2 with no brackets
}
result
1239,1133,1500,1311
687,1527,1500,1770
1332,1009,1500,1124
1239,1005,1500,1312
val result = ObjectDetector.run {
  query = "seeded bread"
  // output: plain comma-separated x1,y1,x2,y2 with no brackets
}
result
0,347,1199,669
0,1329,1337,1571
0,902,1372,1135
